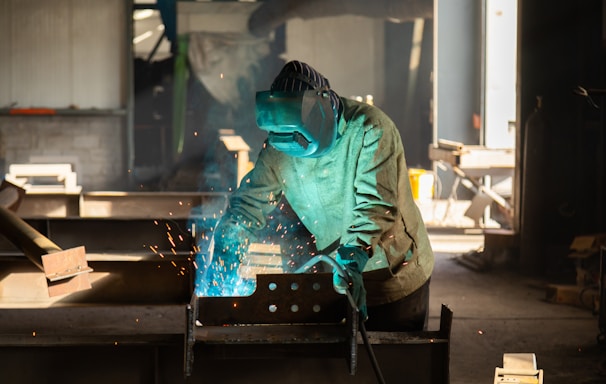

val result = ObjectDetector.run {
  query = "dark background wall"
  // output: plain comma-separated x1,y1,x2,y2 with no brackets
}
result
518,0,605,277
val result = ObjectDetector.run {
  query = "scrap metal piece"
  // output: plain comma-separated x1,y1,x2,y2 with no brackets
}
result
42,246,92,296
0,203,92,297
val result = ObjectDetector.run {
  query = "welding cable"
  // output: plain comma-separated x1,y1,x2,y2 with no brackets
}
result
359,319,387,384
294,254,350,282
296,255,387,383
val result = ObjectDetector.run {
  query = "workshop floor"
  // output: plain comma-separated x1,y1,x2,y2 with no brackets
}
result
426,230,605,384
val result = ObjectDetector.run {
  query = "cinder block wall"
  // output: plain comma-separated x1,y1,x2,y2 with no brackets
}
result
0,116,127,191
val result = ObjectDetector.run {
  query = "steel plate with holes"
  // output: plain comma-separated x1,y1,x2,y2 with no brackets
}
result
195,273,347,326
185,272,357,378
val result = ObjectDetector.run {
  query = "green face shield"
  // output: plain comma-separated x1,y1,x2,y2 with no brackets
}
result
255,89,338,158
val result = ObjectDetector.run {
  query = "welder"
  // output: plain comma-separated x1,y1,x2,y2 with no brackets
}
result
202,60,434,332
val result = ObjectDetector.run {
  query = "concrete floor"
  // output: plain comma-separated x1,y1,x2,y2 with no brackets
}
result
427,231,605,384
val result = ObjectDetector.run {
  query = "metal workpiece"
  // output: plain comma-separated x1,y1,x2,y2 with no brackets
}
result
0,216,196,305
195,273,349,326
185,272,359,377
0,205,92,297
185,279,452,383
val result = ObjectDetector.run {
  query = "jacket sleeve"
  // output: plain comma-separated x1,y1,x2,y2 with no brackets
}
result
217,146,284,239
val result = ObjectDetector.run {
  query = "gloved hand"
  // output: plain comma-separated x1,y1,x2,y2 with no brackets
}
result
334,245,369,321
201,215,252,296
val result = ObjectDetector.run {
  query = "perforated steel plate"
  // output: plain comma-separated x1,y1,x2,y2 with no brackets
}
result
195,273,347,325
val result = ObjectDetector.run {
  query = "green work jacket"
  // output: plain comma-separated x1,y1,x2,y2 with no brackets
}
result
219,97,434,306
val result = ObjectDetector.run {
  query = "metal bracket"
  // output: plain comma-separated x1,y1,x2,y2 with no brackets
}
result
41,246,93,297
184,272,357,378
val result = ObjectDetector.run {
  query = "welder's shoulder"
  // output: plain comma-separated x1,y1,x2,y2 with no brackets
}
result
341,97,397,134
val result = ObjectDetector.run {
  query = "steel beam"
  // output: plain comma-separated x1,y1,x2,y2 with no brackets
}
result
0,206,92,296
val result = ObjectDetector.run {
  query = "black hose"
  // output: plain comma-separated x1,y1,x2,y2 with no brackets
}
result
297,254,387,382
359,318,387,384
295,254,350,283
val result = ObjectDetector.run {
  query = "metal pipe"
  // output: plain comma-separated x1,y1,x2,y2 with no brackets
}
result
0,205,92,296
0,206,62,270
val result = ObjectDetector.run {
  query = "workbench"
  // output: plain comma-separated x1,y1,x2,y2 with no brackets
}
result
429,140,515,226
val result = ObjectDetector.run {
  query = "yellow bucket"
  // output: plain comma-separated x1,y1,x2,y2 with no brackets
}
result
408,168,434,201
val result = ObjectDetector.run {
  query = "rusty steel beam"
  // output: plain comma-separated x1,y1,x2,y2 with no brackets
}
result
0,205,92,297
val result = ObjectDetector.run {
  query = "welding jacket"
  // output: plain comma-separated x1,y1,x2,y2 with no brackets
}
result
215,97,435,306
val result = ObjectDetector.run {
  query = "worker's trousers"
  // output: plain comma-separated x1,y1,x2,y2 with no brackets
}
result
363,278,431,332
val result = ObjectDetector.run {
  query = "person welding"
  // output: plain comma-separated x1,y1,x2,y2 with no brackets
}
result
200,60,434,332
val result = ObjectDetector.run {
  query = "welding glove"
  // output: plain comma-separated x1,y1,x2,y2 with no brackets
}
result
202,216,252,296
203,246,241,296
334,245,369,321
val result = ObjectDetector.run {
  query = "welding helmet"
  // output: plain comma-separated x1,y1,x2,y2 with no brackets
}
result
255,61,341,158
